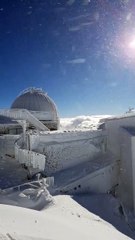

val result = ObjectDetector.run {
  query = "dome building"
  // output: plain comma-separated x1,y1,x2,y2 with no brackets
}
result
11,88,59,130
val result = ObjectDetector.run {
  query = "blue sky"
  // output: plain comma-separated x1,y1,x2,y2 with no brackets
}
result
0,0,135,117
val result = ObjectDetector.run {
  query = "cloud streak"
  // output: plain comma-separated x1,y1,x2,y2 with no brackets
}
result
67,58,86,64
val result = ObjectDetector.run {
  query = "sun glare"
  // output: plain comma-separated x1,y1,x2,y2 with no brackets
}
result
129,38,135,49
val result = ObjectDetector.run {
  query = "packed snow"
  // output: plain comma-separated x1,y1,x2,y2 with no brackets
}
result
0,158,134,239
0,195,133,240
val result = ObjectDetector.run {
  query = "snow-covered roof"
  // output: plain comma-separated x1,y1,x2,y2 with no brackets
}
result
100,113,135,123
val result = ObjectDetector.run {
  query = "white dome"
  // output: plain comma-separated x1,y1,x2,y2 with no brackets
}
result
11,88,59,130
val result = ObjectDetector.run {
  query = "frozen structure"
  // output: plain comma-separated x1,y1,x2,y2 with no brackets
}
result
11,87,59,131
0,88,135,234
14,113,135,217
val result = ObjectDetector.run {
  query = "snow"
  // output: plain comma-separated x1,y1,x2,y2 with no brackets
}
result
0,114,134,239
0,195,132,240
73,193,135,238
0,183,54,211
60,115,111,130
0,177,133,239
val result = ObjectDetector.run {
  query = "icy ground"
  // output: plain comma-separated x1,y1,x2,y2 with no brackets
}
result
0,115,134,239
0,194,134,240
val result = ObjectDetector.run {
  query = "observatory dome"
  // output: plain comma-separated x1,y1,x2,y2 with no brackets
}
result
11,88,59,130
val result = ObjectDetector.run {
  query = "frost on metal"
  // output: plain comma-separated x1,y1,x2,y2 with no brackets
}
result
0,179,54,210
15,142,46,172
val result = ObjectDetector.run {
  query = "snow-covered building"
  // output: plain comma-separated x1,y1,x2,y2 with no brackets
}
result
0,88,59,135
11,88,59,131
1,90,135,237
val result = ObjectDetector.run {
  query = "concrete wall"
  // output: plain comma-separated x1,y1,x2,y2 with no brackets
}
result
43,140,101,174
29,130,106,150
59,161,119,194
118,128,133,211
105,115,135,158
28,130,107,175
105,116,135,212
131,137,135,213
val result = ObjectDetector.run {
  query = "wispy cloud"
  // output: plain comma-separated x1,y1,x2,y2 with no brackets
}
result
67,58,86,64
66,13,91,22
81,21,93,27
69,26,81,32
69,22,93,32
